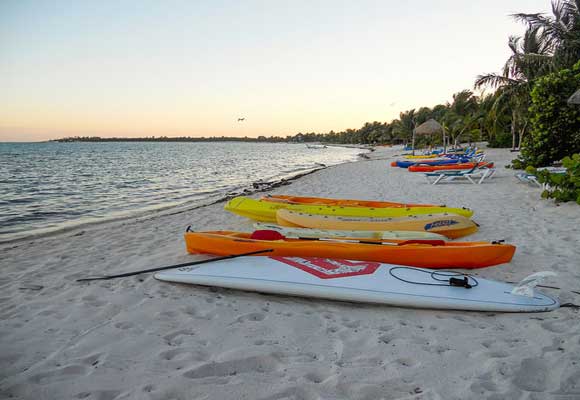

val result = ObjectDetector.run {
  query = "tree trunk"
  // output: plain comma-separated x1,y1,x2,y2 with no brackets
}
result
518,120,528,149
511,109,517,150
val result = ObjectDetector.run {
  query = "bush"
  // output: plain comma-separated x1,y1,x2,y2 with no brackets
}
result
517,61,580,167
529,154,580,204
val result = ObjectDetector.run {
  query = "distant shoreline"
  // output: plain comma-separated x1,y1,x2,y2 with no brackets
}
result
47,137,378,148
50,136,290,143
45,137,375,151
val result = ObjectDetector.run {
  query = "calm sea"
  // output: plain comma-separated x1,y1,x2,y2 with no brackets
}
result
0,141,364,242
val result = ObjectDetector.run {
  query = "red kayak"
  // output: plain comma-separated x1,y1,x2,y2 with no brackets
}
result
408,162,494,172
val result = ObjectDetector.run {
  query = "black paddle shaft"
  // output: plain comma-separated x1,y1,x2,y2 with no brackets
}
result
77,249,274,282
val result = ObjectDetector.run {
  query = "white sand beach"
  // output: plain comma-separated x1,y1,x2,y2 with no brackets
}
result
1,146,579,400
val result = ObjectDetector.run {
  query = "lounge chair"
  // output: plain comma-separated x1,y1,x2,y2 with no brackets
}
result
537,166,567,174
425,162,496,185
514,167,567,190
514,172,542,187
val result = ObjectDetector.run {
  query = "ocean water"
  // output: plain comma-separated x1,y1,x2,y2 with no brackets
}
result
0,141,364,242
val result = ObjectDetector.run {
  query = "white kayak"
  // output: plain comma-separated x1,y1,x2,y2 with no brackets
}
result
253,223,447,241
155,257,559,312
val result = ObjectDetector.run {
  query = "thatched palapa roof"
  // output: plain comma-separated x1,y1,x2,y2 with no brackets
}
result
568,88,580,105
415,118,443,135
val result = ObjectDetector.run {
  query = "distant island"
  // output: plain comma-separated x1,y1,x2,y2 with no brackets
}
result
50,128,394,145
51,135,291,143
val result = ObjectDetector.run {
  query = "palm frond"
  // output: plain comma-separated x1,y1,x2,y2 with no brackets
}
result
474,73,521,90
511,12,551,28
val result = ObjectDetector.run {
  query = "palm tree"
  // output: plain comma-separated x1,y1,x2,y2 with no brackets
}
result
435,91,480,148
476,1,580,149
475,27,552,149
449,90,479,117
512,0,580,70
392,109,416,151
477,93,511,145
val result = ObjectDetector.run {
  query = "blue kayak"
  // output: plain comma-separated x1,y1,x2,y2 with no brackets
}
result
395,157,470,168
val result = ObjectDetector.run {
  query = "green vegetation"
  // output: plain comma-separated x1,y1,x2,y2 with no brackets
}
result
529,154,580,204
517,62,580,167
478,0,580,168
294,90,489,147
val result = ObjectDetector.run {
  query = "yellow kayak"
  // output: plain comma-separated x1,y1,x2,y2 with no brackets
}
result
276,209,478,239
404,154,440,159
224,196,474,223
261,194,441,208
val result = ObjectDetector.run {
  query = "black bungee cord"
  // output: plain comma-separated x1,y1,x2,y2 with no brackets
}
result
388,266,479,289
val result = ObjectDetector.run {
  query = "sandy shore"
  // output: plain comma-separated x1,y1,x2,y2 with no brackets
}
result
1,146,579,400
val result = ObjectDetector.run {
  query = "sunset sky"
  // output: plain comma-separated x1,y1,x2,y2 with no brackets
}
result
1,0,550,142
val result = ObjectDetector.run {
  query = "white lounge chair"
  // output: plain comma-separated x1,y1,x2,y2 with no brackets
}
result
514,167,567,190
514,172,542,187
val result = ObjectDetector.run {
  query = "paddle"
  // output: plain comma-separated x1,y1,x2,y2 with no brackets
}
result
77,249,274,282
251,230,447,247
325,238,446,246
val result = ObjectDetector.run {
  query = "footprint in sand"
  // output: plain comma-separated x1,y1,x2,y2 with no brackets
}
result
183,355,280,379
81,352,105,367
304,369,332,384
254,339,279,346
378,325,394,332
81,295,106,307
559,368,580,393
157,310,178,318
470,379,498,395
234,312,266,323
279,352,320,363
326,326,340,334
74,390,121,400
487,350,510,358
163,329,195,346
258,386,319,400
541,320,572,334
513,358,549,392
430,345,452,355
159,348,191,361
377,334,395,345
142,384,155,393
29,364,89,385
114,321,134,330
395,358,418,368
181,305,201,317
341,319,360,329
36,308,67,320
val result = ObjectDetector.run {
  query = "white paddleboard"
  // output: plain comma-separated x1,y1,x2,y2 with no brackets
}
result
155,257,559,312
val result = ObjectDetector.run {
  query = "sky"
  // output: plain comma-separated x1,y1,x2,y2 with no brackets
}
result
0,0,551,142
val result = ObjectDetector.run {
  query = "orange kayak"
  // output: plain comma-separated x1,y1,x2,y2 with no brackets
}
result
184,231,515,269
408,162,495,172
261,195,441,208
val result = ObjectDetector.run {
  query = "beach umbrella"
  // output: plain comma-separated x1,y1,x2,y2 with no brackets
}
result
568,88,580,105
412,119,447,154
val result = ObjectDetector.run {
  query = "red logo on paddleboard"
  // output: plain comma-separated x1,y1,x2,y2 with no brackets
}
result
271,257,380,279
